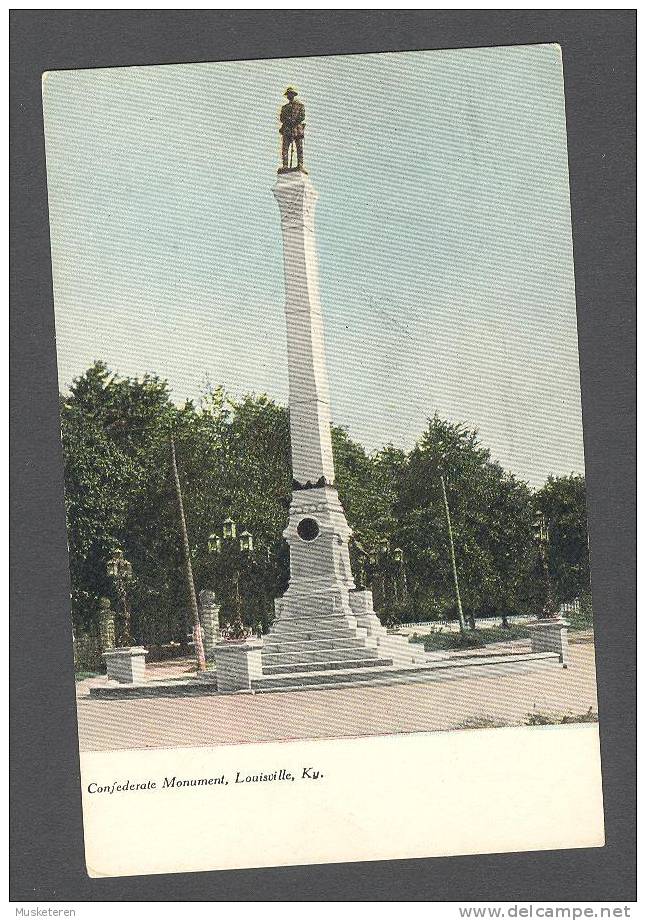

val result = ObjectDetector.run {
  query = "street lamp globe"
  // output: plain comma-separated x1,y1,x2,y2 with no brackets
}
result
223,517,236,540
107,548,129,579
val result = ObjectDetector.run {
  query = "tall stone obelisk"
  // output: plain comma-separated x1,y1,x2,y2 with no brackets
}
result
272,169,357,619
258,90,426,683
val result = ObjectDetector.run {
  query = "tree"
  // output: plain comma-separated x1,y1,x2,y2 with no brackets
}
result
394,415,538,626
61,364,591,646
534,475,590,605
61,362,175,633
62,368,295,642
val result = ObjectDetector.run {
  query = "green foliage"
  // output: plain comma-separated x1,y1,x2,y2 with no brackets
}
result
526,707,598,725
61,364,292,642
458,716,511,730
61,365,593,645
566,592,594,631
534,474,590,605
380,415,540,624
409,625,531,652
457,709,599,731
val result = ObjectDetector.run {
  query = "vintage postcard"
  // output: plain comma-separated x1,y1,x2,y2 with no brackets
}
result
42,44,604,877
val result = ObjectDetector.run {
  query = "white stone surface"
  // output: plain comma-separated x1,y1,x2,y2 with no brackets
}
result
348,589,375,616
283,486,355,603
213,640,264,692
528,618,569,666
103,646,147,684
273,172,335,486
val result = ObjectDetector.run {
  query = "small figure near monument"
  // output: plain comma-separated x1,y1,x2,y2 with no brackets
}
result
279,86,306,173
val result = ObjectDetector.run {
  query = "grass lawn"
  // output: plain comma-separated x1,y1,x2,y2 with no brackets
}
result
565,607,594,631
409,625,531,652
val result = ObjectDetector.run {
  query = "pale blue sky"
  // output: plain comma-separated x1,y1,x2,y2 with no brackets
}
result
43,44,584,488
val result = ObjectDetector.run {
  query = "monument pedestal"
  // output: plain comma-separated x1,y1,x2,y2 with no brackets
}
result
103,646,147,683
198,589,221,660
528,617,569,666
278,486,355,618
213,640,263,692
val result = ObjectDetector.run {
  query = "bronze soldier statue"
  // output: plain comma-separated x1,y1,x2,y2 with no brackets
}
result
279,87,306,172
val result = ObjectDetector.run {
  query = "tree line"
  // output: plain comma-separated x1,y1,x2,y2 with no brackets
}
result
61,362,591,645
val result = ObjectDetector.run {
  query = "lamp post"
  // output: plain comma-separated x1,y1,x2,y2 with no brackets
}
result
209,518,254,640
534,512,556,619
107,549,134,646
393,546,408,603
239,529,253,552
223,517,236,540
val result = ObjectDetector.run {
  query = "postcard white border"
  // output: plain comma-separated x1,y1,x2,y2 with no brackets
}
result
80,722,604,878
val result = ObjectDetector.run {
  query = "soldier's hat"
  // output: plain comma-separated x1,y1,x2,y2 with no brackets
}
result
284,86,298,97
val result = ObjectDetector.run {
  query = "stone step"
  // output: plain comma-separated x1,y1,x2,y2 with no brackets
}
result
263,635,372,653
262,645,379,666
89,679,223,699
251,651,560,692
272,613,357,630
262,655,393,676
268,624,369,642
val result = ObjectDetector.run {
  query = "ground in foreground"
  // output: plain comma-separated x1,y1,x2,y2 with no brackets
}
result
75,638,597,752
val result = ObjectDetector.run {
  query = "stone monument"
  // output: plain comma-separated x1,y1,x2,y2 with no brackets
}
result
258,92,427,683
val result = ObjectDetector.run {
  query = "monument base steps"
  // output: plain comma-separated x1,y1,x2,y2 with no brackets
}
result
263,645,383,667
269,614,362,634
263,656,394,676
250,650,562,694
263,635,377,653
262,588,430,674
88,650,563,698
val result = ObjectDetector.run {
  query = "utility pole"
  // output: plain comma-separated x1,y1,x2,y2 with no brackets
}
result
169,434,206,671
440,473,467,634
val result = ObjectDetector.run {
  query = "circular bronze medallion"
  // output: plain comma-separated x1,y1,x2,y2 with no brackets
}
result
297,517,320,541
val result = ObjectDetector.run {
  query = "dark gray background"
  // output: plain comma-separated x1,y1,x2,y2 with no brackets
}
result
10,11,636,902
